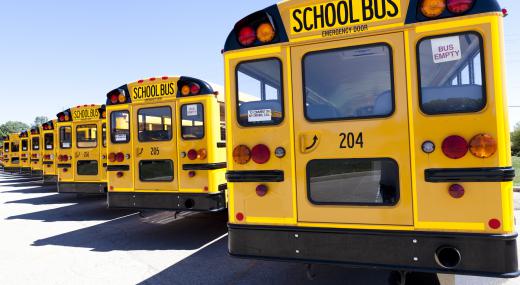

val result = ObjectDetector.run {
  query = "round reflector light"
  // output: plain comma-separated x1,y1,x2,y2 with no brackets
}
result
198,149,207,160
115,152,124,162
489,219,501,229
238,26,256,46
421,0,446,18
257,23,275,43
251,144,270,164
448,184,465,199
118,93,126,104
233,145,251,165
256,184,268,197
469,134,497,158
442,135,468,159
447,0,474,14
422,141,436,154
236,212,245,221
108,153,116,162
187,149,198,160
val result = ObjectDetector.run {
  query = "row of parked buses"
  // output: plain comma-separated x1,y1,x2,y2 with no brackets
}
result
0,0,518,281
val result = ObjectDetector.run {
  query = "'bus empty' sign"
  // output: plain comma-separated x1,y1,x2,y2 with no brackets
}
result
431,36,462,64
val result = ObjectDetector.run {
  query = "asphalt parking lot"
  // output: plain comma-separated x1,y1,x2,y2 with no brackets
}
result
0,171,519,285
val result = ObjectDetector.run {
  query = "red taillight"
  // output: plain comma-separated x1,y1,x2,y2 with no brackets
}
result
108,153,116,163
59,115,65,122
236,212,245,221
442,135,468,159
115,152,124,162
110,94,118,104
251,144,270,164
238,26,256,46
187,149,198,160
190,83,201,95
447,0,474,14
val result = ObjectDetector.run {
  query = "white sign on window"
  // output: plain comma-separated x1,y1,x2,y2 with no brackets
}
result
34,146,39,150
431,36,462,64
62,143,71,148
46,145,53,150
115,134,127,142
248,109,272,122
186,104,198,117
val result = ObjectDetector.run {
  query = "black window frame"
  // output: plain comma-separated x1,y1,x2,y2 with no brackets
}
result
110,110,131,144
181,103,205,141
11,141,19,153
21,139,29,151
4,142,9,153
102,123,107,148
137,106,173,142
306,158,400,207
44,133,54,150
76,124,98,149
235,57,285,127
31,137,40,151
302,42,396,122
416,31,487,116
76,160,99,176
59,126,72,149
138,159,174,182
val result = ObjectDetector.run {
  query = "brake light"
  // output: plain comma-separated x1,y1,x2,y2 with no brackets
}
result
447,0,474,14
469,134,497,158
108,153,116,162
238,26,256,46
257,23,275,43
233,145,251,165
421,0,446,18
115,152,124,162
59,115,65,122
187,149,198,160
442,135,468,159
190,83,200,95
236,212,245,222
251,144,270,164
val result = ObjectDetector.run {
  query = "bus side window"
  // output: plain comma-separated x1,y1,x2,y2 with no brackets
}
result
418,32,485,115
236,58,284,127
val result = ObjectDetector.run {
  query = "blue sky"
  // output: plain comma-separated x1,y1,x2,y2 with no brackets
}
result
0,0,519,129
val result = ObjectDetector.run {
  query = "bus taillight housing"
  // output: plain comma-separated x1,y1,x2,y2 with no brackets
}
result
235,11,277,47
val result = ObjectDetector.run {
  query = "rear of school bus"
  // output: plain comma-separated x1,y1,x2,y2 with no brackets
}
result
29,126,44,177
42,120,58,184
224,0,518,277
1,136,8,170
6,134,21,173
56,105,107,194
106,76,227,211
19,131,31,175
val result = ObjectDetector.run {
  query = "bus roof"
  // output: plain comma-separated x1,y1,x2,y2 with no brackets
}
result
223,0,502,52
56,105,105,123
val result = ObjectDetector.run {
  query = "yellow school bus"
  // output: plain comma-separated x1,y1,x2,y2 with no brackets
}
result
5,134,21,173
0,137,6,169
42,120,58,184
56,105,108,194
223,0,517,278
19,131,31,175
105,76,227,211
29,126,44,177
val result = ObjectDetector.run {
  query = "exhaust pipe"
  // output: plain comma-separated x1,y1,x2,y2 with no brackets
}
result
184,198,195,209
435,246,461,269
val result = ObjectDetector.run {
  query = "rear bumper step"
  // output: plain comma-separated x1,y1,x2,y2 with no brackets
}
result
108,191,226,212
425,167,515,183
226,170,284,182
228,224,519,278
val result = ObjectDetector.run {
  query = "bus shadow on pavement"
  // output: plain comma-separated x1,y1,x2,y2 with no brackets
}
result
32,211,228,252
139,237,392,285
3,184,57,195
6,195,135,222
5,192,96,205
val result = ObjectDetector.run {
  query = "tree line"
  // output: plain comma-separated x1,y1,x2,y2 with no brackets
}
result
0,117,48,138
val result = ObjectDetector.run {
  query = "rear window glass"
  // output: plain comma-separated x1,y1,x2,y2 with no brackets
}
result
21,139,28,151
236,59,283,126
111,111,130,144
77,160,98,176
138,107,172,142
102,123,106,148
307,158,399,206
77,124,98,148
139,160,174,182
181,103,204,140
4,142,8,152
11,157,20,164
44,134,54,150
11,141,19,152
32,137,40,151
418,33,485,115
303,44,394,121
60,127,72,149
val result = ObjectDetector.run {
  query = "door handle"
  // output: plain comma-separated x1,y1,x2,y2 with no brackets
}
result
300,132,320,153
137,147,144,157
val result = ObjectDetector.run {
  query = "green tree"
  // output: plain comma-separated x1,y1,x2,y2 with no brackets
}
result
0,121,30,138
33,116,49,127
511,122,520,157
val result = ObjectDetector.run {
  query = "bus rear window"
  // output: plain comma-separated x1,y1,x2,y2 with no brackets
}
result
236,59,283,126
181,104,204,140
21,140,28,151
11,141,19,153
418,33,485,115
32,137,40,151
307,158,399,206
102,123,106,148
303,44,394,121
139,160,174,182
77,124,98,148
138,107,172,142
60,127,72,149
44,134,54,150
111,111,130,144
77,160,98,176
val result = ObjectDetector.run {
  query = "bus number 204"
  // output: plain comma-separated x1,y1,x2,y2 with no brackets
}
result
339,132,364,149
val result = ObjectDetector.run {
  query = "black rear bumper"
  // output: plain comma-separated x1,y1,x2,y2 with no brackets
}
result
58,182,107,194
43,175,57,184
228,224,519,278
108,191,226,212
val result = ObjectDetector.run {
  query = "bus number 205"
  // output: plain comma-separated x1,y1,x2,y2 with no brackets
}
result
339,132,364,149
